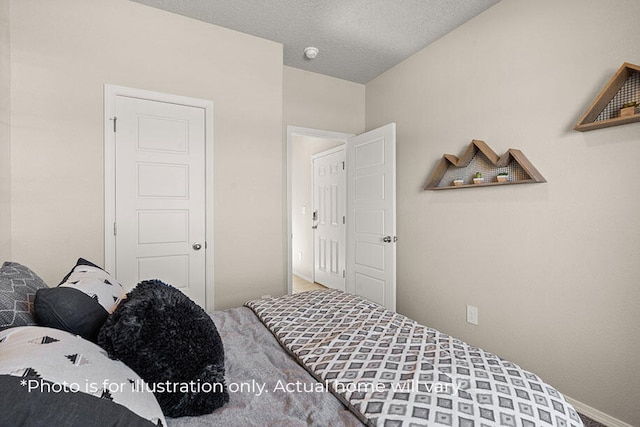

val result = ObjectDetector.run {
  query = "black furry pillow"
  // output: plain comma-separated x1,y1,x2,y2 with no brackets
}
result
97,280,228,417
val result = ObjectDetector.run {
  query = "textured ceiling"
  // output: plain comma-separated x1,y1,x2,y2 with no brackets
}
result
131,0,502,84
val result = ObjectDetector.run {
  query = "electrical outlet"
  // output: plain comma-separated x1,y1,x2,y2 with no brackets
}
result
466,305,479,325
261,294,272,299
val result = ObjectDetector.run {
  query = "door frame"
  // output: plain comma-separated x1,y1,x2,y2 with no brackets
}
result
104,84,215,310
286,126,353,295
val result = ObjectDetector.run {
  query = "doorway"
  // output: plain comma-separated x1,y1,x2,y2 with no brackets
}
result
287,124,397,311
287,127,353,294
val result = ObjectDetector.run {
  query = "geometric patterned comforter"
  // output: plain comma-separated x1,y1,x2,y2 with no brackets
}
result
245,290,583,427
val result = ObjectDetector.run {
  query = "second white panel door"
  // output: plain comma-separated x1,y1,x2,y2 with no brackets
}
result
312,146,346,291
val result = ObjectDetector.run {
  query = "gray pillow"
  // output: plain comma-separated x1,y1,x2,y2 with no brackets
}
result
0,262,48,330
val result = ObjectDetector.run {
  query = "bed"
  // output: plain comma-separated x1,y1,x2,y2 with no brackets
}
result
0,260,584,426
176,290,584,427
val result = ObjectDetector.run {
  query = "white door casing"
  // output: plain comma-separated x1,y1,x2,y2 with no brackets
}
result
346,123,396,312
312,146,346,291
104,85,214,310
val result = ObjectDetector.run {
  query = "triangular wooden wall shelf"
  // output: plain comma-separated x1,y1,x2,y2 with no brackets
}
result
574,62,640,132
424,140,546,190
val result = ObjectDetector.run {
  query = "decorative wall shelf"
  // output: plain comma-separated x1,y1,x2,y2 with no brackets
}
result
424,140,546,190
574,62,640,132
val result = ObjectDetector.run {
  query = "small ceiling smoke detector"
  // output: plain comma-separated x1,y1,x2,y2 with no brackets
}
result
304,47,319,59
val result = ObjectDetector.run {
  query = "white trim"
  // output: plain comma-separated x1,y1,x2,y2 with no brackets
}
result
310,144,345,161
104,84,215,310
565,395,633,427
286,126,354,295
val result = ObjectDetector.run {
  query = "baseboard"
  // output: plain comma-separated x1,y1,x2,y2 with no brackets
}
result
566,395,632,427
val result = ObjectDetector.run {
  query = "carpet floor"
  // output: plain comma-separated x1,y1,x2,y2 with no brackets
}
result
580,413,607,427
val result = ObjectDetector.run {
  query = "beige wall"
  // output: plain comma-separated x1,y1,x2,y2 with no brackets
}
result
0,0,10,261
9,0,284,310
366,0,640,424
283,66,365,134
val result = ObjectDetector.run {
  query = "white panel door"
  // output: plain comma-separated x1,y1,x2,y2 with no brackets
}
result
114,96,206,307
346,123,396,311
312,147,346,290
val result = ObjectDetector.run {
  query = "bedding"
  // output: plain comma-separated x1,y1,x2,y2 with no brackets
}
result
166,305,363,427
98,280,229,417
0,261,48,330
245,289,583,427
0,325,166,427
34,258,126,341
1,265,585,426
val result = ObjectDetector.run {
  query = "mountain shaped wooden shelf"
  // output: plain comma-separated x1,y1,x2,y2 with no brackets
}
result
574,62,640,132
424,140,546,190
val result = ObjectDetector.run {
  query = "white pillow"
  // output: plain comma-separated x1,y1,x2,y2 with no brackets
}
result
0,326,166,426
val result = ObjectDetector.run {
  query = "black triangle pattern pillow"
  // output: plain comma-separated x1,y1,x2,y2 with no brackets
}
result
34,258,125,342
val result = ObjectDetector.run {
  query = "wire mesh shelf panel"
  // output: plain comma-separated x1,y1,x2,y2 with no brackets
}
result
595,71,640,122
438,151,530,187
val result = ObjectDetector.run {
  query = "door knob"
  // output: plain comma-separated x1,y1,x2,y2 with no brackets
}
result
383,236,392,243
192,243,202,251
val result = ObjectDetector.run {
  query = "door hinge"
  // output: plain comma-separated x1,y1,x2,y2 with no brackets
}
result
113,222,117,236
343,270,346,278
110,117,117,132
342,161,345,170
343,216,345,224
